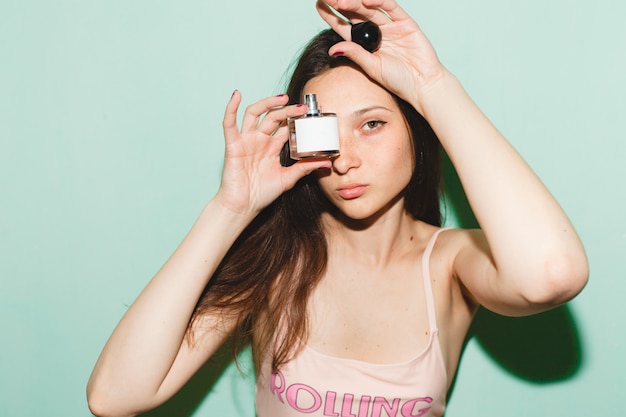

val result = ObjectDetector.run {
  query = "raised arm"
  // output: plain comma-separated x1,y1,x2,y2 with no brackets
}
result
416,74,588,316
87,92,331,417
317,0,588,315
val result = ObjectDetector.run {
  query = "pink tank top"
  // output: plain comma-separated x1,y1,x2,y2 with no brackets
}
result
255,229,448,417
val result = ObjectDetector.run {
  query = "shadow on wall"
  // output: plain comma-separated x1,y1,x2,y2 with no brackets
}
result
469,305,583,382
443,152,584,383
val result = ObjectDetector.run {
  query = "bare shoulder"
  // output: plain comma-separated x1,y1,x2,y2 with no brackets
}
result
425,227,488,273
435,227,486,252
416,226,484,311
433,227,493,305
433,227,490,272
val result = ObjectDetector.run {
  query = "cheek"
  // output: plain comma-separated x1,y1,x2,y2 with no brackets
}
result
397,158,415,182
388,140,414,173
400,135,416,172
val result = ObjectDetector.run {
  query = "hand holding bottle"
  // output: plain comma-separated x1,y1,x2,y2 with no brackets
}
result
215,91,332,217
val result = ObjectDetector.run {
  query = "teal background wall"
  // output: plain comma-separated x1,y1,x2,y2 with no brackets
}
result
1,1,624,416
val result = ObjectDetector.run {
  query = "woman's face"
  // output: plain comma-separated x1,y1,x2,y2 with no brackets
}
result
304,65,415,221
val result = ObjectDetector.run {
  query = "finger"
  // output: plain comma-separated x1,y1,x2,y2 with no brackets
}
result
316,0,352,40
241,94,290,134
280,160,333,191
271,123,289,143
266,124,291,155
258,103,307,136
320,0,391,27
362,0,411,23
328,40,380,75
223,90,242,143
322,0,364,17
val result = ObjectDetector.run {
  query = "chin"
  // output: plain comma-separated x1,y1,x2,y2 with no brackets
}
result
330,202,399,226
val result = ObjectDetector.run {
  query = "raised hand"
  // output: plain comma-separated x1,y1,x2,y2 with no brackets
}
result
316,0,446,114
215,91,332,216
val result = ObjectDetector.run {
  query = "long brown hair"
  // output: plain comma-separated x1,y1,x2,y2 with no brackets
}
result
188,29,442,373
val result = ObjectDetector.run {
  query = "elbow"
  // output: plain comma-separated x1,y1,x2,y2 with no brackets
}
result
87,394,113,417
524,252,589,308
87,386,136,417
87,398,117,417
88,403,135,417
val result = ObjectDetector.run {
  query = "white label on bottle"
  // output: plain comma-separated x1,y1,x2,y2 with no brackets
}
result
295,116,339,153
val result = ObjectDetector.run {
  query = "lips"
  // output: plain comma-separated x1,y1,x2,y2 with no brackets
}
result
336,184,369,199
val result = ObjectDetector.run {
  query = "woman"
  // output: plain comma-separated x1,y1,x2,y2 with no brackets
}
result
87,1,588,416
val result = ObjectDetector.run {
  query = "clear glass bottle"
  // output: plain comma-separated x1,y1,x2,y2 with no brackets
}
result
288,94,340,160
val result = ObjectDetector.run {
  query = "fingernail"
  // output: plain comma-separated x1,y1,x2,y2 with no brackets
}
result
231,89,238,98
332,51,344,57
276,93,287,97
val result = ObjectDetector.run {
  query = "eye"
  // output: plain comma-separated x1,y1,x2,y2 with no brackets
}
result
362,120,387,131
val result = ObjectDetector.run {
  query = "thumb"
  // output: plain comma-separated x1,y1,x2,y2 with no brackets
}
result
281,160,333,191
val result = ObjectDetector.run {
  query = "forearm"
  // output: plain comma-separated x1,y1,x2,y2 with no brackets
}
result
88,199,254,415
418,71,587,295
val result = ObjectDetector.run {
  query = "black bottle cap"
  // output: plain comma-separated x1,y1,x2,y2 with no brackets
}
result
351,21,381,53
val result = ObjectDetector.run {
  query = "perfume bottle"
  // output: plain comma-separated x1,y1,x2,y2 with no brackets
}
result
288,94,340,160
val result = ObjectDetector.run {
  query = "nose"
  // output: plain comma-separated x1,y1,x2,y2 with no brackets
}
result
331,133,361,174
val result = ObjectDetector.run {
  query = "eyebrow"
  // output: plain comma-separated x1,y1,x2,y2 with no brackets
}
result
351,105,394,118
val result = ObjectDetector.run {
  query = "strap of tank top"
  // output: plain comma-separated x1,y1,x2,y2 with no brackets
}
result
421,228,449,332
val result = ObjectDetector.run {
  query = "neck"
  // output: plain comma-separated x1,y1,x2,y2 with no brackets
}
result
322,199,423,269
